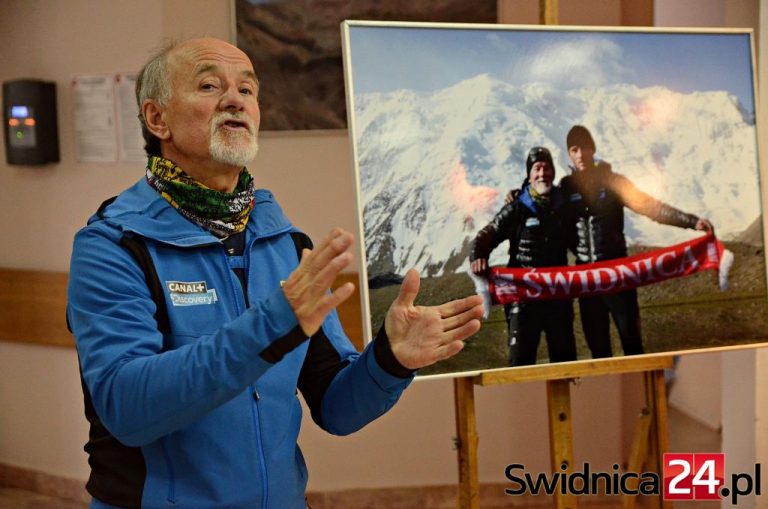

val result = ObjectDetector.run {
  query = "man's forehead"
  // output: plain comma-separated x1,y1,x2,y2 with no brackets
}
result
170,39,256,76
191,62,258,83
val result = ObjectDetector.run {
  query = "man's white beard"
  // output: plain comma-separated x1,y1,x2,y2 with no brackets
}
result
209,113,259,167
531,180,552,195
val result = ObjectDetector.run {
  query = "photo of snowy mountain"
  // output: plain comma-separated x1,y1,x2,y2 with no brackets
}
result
355,75,759,276
343,23,766,376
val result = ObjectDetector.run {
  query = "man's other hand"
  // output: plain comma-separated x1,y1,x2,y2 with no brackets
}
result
470,258,488,275
385,269,484,370
695,218,714,234
504,188,520,204
283,228,355,336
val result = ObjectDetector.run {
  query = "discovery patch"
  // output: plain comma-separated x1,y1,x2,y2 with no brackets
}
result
166,280,218,306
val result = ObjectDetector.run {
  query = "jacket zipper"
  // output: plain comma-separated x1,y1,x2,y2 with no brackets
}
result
586,215,596,262
224,241,270,509
251,390,269,509
160,437,176,504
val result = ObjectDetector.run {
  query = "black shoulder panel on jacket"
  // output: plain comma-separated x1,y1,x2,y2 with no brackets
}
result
96,196,118,219
289,231,313,259
119,235,171,337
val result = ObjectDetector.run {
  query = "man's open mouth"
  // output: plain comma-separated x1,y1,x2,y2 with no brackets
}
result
219,119,250,131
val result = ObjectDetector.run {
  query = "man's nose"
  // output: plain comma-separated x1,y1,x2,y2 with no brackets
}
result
219,86,245,111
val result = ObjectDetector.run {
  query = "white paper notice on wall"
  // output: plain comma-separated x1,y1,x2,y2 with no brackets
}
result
73,74,118,163
116,72,146,162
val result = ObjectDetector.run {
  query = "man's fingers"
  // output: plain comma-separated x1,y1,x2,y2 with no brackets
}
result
433,340,465,363
695,218,714,234
436,294,484,320
294,282,355,336
284,228,356,336
444,319,482,344
288,229,353,294
310,231,352,272
308,250,353,295
312,282,355,320
317,281,355,314
393,269,420,309
288,251,352,323
470,259,487,274
441,303,485,332
304,230,353,275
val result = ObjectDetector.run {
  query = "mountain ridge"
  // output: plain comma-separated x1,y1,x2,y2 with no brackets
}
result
354,75,762,277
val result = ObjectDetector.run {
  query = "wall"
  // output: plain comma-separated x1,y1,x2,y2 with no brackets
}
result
668,354,722,430
656,0,759,28
498,0,623,25
498,0,652,26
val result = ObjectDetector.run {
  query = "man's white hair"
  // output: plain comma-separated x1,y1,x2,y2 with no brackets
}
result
135,41,177,156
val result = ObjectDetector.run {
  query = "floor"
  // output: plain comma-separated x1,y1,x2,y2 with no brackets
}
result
0,406,721,508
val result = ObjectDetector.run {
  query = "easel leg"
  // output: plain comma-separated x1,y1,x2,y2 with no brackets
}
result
624,370,671,509
547,379,577,509
623,408,651,509
454,377,479,509
646,370,671,509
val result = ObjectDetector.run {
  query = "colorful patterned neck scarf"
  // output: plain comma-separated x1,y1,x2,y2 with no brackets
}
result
528,183,552,209
146,156,255,238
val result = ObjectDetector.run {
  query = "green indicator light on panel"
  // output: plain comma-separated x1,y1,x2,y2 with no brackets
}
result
16,131,24,139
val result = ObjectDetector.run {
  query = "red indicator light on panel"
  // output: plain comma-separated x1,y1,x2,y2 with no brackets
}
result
23,118,35,126
8,118,19,127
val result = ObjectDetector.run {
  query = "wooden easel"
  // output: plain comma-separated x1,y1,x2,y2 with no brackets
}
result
453,355,674,509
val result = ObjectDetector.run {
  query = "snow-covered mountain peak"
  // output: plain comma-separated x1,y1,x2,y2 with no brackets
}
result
353,76,761,277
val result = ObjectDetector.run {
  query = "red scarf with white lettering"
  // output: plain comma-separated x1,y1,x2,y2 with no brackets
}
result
472,234,732,313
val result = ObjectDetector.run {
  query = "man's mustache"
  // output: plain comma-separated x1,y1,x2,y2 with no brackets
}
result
212,112,256,135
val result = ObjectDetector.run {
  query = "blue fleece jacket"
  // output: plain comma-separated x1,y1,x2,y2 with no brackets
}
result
67,178,413,509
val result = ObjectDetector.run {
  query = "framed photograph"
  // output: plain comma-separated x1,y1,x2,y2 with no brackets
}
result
234,0,496,131
342,21,766,378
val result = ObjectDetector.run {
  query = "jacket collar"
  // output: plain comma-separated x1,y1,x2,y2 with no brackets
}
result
92,178,294,247
520,183,564,214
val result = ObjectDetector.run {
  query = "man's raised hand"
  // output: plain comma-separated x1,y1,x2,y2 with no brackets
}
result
283,228,356,336
696,218,714,234
385,269,484,370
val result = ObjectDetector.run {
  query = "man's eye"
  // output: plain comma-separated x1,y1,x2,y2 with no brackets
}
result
240,88,253,95
201,83,216,90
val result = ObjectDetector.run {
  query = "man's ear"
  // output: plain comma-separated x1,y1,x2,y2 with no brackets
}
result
142,100,170,140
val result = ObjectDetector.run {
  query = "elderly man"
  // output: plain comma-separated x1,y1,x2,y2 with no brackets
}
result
560,125,713,358
67,38,483,509
470,147,577,366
